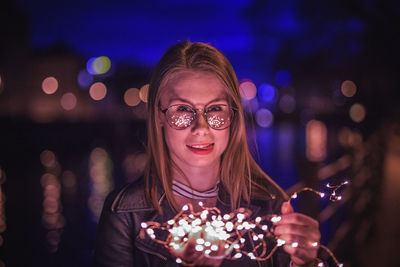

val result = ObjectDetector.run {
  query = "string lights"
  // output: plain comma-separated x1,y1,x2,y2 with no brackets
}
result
140,181,348,266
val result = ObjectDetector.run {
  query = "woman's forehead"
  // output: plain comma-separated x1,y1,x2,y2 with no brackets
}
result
160,70,229,104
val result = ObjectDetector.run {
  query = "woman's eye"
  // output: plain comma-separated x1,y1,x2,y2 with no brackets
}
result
206,105,224,112
175,105,193,112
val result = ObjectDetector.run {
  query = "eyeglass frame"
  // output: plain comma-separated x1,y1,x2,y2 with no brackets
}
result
159,103,236,130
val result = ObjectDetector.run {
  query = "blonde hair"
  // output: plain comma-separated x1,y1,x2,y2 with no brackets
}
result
145,41,287,212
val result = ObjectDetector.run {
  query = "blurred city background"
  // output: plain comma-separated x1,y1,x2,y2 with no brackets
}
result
1,0,399,266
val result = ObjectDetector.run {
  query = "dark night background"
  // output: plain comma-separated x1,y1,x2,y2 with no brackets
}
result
1,0,400,266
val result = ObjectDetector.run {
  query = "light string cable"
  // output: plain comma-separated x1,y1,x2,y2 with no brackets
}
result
140,180,349,266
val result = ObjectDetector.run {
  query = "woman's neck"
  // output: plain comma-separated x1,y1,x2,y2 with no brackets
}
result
172,165,220,192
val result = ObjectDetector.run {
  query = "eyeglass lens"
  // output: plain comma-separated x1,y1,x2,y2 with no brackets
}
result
166,104,231,130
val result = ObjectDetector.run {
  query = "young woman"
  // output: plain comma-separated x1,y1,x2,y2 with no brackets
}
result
95,42,324,266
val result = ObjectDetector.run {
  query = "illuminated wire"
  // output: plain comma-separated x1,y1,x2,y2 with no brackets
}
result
140,181,348,266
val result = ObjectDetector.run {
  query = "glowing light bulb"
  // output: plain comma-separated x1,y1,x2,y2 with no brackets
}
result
211,244,218,251
234,253,242,258
196,238,205,244
146,229,154,235
195,245,204,251
237,213,245,221
271,216,281,223
277,239,286,246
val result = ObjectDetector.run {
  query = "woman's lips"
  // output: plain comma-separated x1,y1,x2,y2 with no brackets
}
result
187,143,214,155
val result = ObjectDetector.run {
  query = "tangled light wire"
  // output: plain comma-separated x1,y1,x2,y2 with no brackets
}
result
140,181,348,266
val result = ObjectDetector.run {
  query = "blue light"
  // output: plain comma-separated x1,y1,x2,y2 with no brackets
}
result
258,83,276,103
77,69,93,88
86,57,97,75
275,70,292,87
256,108,274,128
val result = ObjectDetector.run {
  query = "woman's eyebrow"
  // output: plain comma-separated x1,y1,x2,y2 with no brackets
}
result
168,97,228,106
168,97,193,105
206,98,228,105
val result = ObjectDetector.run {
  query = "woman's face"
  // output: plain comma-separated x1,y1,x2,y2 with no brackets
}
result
159,70,230,174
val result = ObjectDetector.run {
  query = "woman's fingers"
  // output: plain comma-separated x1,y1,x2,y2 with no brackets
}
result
276,212,319,229
274,223,321,241
274,208,321,265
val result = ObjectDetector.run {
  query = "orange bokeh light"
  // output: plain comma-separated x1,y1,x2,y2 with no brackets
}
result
341,80,357,97
89,82,107,100
306,120,327,162
139,84,149,103
42,77,59,95
349,103,366,123
124,88,141,107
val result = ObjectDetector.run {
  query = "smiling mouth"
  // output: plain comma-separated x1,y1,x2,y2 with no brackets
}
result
187,143,214,155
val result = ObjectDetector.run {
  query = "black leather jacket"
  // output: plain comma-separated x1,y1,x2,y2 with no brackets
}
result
94,178,331,266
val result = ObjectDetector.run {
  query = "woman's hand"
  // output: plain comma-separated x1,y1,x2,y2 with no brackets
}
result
273,201,321,266
170,236,224,266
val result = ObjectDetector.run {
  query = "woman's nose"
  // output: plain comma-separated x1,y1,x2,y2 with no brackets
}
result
191,112,210,134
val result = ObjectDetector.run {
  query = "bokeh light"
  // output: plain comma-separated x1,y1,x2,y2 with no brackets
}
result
258,84,276,103
60,92,77,110
77,69,93,88
275,70,292,87
88,147,113,222
40,151,65,252
124,88,141,107
341,80,357,97
243,97,260,114
89,82,107,101
86,56,111,75
139,84,149,103
239,80,257,100
42,77,59,95
306,120,327,162
279,94,296,113
255,108,274,128
41,173,58,188
349,103,366,123
40,150,57,168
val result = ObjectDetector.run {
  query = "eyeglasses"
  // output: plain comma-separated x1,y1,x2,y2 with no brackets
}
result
160,104,234,130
